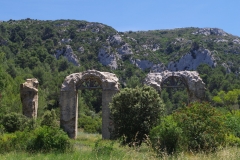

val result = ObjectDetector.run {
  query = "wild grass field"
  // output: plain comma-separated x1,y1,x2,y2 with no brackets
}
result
0,131,239,160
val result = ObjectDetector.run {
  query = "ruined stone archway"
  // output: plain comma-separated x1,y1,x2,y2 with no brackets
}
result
59,70,119,139
144,71,206,101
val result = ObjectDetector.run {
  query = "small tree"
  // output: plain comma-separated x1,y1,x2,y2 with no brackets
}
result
212,89,240,114
2,112,29,133
110,85,164,145
41,110,58,127
173,102,226,152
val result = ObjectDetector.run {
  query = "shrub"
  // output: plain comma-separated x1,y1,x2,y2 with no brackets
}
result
173,102,226,152
0,133,17,153
226,134,240,147
27,126,73,153
93,139,114,156
78,114,102,133
110,85,164,145
1,112,30,133
0,126,72,153
150,115,182,154
0,130,32,153
40,109,58,127
224,111,240,138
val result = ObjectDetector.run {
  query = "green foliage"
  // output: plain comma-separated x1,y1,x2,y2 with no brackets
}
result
0,132,19,153
1,112,30,133
224,111,240,138
93,139,114,156
0,126,72,153
78,114,101,134
150,115,182,154
110,85,164,145
40,109,58,127
27,126,72,153
212,89,240,113
173,102,226,152
125,75,142,88
225,134,240,147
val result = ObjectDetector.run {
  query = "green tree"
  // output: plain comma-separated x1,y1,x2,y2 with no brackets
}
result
173,102,226,152
125,75,142,88
110,85,164,145
212,89,240,114
1,112,29,133
40,110,58,128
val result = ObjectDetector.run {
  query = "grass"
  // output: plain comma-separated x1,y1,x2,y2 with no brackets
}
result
0,131,239,160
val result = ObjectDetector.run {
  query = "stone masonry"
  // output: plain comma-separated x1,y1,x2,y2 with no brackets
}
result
144,70,206,101
20,78,39,118
59,70,119,139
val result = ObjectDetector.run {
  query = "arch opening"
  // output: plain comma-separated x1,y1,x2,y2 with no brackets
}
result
161,76,189,114
77,75,102,90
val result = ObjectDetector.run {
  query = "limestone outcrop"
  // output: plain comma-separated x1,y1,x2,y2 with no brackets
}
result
142,43,160,51
233,38,240,44
117,43,133,55
168,48,216,71
60,70,119,139
55,45,80,66
130,59,154,70
144,71,206,101
108,35,122,46
20,78,39,118
192,28,227,36
98,47,118,69
151,63,167,72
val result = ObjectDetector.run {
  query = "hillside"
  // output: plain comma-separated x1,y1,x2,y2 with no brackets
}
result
1,19,240,115
1,19,240,73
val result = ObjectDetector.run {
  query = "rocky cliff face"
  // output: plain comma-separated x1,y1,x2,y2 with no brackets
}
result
98,46,118,69
167,48,217,71
55,45,80,66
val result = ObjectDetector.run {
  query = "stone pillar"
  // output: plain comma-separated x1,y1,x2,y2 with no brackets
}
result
102,90,118,139
59,91,78,139
20,78,38,118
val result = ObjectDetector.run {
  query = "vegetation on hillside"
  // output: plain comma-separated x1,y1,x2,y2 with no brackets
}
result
0,19,240,158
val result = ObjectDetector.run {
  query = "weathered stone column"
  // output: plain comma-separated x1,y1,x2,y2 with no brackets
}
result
59,91,78,139
20,78,38,118
102,90,118,139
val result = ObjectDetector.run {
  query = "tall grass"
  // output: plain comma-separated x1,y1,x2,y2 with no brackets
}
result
0,132,239,160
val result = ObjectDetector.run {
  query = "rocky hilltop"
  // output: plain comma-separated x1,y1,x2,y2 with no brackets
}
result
0,19,240,74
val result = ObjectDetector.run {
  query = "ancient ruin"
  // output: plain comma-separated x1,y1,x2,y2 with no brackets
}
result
20,78,39,118
144,71,206,101
59,70,119,139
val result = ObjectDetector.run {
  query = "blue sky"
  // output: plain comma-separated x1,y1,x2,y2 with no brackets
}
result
1,0,240,36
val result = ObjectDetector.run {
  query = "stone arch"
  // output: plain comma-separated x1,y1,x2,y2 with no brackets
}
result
59,70,119,139
144,71,206,101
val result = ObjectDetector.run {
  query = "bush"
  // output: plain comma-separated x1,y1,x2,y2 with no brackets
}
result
0,130,33,153
27,126,72,153
0,133,17,153
150,115,182,154
110,85,164,145
224,111,240,138
93,139,114,156
78,114,101,134
1,112,30,133
173,102,226,152
40,109,58,127
0,126,73,153
226,134,240,147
